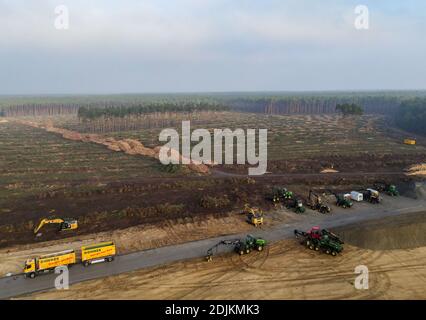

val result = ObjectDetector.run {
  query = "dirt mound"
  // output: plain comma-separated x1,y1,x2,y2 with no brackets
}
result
406,163,426,176
335,212,426,250
321,168,339,173
14,119,210,174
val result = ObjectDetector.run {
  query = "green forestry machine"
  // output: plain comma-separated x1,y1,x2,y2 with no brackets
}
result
267,187,305,213
307,190,331,214
206,235,267,261
294,226,344,256
325,189,353,208
285,198,306,214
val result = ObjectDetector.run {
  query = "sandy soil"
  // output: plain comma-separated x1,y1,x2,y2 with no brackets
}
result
19,241,426,300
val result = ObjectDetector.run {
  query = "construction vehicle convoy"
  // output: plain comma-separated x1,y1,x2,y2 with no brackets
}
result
206,235,267,261
294,226,344,256
24,241,116,278
34,217,78,235
243,204,264,227
307,190,331,214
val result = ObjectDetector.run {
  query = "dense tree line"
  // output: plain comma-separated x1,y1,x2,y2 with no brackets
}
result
395,98,426,135
77,102,229,121
2,91,426,118
1,104,80,117
226,95,402,115
336,103,363,115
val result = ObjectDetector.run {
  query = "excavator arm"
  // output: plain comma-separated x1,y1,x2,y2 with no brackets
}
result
206,239,241,261
34,218,78,234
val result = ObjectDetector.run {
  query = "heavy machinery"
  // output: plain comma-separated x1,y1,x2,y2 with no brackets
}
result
362,188,381,204
334,193,353,208
307,190,331,214
24,249,76,278
34,217,78,235
24,241,116,278
284,197,306,214
243,204,264,227
81,241,116,267
273,186,294,200
206,235,267,261
294,226,344,256
374,183,399,196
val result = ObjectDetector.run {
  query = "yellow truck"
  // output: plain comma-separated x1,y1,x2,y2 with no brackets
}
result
404,139,416,145
81,241,116,267
24,249,76,278
24,242,116,278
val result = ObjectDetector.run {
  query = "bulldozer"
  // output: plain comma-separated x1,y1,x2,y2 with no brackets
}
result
243,204,264,227
307,190,331,214
34,217,78,236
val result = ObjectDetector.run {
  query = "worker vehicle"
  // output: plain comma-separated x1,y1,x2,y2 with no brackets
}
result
243,204,264,227
284,198,306,214
404,138,416,145
267,187,293,204
206,235,267,261
362,188,381,204
81,241,116,266
34,217,78,235
307,190,331,214
335,193,353,208
294,227,344,256
374,183,399,196
24,242,116,278
350,191,363,202
24,249,76,278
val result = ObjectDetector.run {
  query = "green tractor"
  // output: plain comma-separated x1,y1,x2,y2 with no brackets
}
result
205,235,267,261
374,183,400,196
335,194,353,208
284,198,306,214
235,235,267,255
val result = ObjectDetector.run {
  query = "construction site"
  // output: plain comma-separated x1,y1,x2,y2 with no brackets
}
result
1,1,426,304
0,96,425,300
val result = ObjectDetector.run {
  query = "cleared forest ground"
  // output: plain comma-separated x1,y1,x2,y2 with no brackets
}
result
0,113,424,249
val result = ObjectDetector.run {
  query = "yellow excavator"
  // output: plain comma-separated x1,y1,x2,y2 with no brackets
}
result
34,217,78,235
243,204,264,227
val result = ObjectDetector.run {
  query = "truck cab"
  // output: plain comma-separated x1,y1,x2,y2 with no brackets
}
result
24,259,36,277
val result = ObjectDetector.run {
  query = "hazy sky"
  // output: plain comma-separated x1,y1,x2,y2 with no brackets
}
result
0,0,425,94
